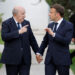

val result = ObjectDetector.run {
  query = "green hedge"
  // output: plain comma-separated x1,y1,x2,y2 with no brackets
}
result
70,50,75,74
0,32,4,44
0,53,3,68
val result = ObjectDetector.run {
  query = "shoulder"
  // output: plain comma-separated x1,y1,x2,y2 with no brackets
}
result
63,19,73,28
23,20,31,28
48,22,54,27
23,19,30,24
2,17,13,24
22,20,32,29
66,20,73,28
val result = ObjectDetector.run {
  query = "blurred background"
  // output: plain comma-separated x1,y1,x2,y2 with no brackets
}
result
0,0,75,75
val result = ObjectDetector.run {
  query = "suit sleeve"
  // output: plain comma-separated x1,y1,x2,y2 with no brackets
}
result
54,23,73,45
1,21,19,42
39,32,49,55
28,22,39,54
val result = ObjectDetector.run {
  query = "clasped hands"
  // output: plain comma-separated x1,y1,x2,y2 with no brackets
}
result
36,28,54,63
36,54,43,63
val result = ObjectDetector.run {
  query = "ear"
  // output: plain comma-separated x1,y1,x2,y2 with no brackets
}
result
57,13,60,17
13,14,16,17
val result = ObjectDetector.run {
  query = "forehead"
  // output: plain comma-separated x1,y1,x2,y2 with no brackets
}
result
18,9,25,13
50,8,56,12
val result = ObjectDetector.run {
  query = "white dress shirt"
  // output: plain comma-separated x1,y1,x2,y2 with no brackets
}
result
13,17,22,29
52,18,63,37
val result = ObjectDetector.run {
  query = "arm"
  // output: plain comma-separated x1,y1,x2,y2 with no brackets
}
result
39,32,49,55
45,22,73,45
1,21,19,42
28,22,39,54
36,32,49,63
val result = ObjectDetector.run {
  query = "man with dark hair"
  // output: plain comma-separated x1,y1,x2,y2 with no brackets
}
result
36,4,73,75
0,6,39,75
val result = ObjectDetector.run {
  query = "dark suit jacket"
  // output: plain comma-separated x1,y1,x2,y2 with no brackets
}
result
1,17,39,65
39,19,73,65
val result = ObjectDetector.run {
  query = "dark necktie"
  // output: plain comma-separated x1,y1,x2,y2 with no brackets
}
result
17,23,20,29
53,23,58,32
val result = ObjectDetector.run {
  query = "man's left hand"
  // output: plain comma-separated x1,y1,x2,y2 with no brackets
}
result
36,54,43,63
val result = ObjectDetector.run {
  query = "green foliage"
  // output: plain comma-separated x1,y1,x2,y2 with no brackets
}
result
0,32,4,44
68,0,75,11
70,64,75,74
0,13,3,25
46,0,52,5
70,50,75,74
0,53,3,68
0,0,5,24
46,0,75,11
70,58,75,74
0,0,5,2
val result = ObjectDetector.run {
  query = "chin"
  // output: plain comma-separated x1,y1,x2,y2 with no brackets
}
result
21,20,24,23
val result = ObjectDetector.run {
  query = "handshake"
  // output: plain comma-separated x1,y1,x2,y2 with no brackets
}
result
36,54,43,63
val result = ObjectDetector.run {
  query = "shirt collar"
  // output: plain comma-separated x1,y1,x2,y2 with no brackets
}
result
13,17,22,28
13,17,18,24
56,18,63,24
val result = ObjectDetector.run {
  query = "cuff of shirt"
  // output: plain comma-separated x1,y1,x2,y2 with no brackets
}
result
36,53,42,56
52,33,56,37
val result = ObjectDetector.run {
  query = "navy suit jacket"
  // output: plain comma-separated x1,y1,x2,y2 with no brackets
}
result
1,17,39,65
39,19,73,65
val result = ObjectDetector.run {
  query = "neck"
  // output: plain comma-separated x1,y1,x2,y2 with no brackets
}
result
55,16,62,22
13,16,19,23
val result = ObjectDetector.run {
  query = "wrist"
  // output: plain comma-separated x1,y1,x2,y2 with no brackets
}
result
36,53,42,56
52,33,55,37
19,30,21,34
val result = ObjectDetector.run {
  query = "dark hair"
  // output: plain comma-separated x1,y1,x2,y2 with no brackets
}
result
51,4,64,17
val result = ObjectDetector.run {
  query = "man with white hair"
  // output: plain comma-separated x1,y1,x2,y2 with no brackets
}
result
0,6,39,75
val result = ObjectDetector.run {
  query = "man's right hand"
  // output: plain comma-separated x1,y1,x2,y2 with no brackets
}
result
36,54,43,63
19,25,28,34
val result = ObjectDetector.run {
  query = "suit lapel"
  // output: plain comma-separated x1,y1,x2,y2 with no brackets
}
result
56,19,65,32
21,20,28,27
10,17,18,30
11,18,27,30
